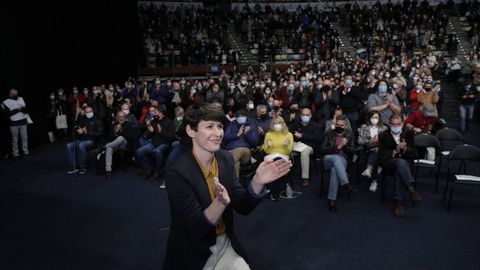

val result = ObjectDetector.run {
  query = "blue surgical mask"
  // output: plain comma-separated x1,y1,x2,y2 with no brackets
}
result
346,79,353,87
86,112,94,119
391,126,402,134
379,85,388,94
237,116,247,125
300,80,309,87
301,115,311,123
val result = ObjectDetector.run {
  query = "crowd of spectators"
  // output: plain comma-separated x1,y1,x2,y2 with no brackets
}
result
231,4,340,62
343,0,457,59
39,42,480,215
138,1,480,67
139,4,241,68
457,0,480,54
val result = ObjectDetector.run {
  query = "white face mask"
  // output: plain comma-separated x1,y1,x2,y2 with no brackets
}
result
274,123,282,131
122,109,130,115
370,118,379,126
248,103,254,109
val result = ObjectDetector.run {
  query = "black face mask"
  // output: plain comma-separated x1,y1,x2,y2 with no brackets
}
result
260,114,268,120
11,95,18,100
335,126,345,134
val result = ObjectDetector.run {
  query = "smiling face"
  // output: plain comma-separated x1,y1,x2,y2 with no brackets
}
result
187,120,224,154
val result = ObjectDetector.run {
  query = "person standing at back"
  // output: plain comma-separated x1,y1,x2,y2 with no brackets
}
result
1,89,29,158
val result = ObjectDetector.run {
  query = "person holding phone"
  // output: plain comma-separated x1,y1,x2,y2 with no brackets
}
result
164,103,292,270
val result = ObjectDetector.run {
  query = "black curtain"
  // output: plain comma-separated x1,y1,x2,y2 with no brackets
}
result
1,0,139,150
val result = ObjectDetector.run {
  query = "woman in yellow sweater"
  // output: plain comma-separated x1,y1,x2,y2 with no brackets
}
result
262,116,295,200
263,116,294,160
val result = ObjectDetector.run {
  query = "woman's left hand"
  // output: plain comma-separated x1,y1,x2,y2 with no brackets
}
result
252,159,292,185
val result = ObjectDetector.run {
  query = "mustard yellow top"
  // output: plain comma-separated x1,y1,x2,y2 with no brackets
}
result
192,150,225,236
263,131,294,156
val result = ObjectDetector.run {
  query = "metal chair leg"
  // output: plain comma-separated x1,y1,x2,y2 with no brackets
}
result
413,166,419,188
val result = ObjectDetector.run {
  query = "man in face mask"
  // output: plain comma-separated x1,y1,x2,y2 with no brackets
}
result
1,89,29,157
173,106,184,132
367,81,401,126
378,114,421,217
319,115,356,211
291,108,320,187
151,78,170,107
252,104,271,146
223,110,259,178
66,106,104,174
103,111,136,179
120,102,139,128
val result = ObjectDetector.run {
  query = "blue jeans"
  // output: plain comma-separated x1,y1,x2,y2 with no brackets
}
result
165,141,188,169
67,139,94,168
138,137,152,147
367,149,379,179
136,143,168,175
459,104,474,131
384,158,414,201
324,155,349,200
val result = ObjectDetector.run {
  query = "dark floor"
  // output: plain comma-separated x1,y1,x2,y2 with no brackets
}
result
1,121,479,270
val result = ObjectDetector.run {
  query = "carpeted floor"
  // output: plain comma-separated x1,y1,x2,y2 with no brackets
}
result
1,122,479,270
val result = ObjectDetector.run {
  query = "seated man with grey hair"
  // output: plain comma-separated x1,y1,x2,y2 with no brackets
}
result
104,111,137,179
251,104,271,146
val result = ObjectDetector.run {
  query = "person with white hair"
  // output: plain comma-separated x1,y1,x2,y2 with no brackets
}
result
1,89,29,157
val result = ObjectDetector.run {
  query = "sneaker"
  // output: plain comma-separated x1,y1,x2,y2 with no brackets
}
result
369,180,378,192
78,168,86,174
361,168,372,178
159,181,166,189
66,167,79,174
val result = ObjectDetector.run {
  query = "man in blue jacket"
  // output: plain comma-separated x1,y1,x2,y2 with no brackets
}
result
223,110,259,177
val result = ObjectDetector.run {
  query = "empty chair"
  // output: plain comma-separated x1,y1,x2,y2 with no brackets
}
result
413,134,441,191
443,144,480,211
435,127,467,177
